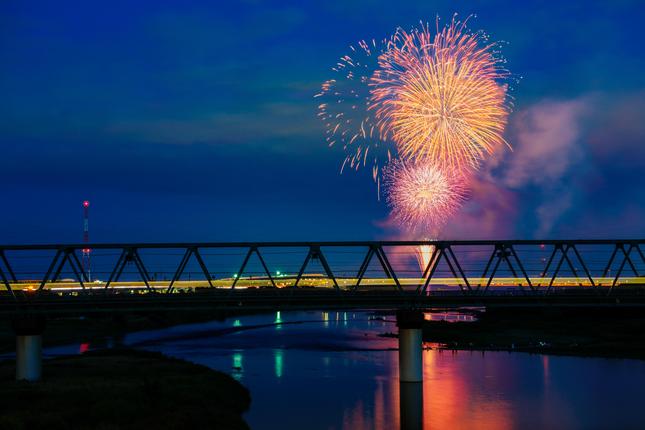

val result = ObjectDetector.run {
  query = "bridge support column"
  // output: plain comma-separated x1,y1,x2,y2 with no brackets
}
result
397,310,424,430
400,379,423,430
12,317,46,382
397,310,424,383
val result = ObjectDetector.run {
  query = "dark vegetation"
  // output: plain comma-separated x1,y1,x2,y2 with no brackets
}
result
423,306,645,359
0,311,237,353
0,349,251,430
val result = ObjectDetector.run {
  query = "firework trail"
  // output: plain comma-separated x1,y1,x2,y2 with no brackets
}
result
415,243,435,276
384,160,467,235
315,39,394,191
371,16,511,171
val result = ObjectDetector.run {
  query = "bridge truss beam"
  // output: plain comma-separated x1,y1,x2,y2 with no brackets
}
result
0,240,642,301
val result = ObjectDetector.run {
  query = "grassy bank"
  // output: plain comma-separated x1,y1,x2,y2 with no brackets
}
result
0,310,252,353
422,306,645,359
0,349,251,430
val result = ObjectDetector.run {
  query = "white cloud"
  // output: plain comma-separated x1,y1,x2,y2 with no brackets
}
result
502,98,589,188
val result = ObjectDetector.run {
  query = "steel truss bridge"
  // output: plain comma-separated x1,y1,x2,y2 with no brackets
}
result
1,239,644,315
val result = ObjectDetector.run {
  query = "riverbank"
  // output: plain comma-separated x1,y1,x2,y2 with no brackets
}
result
4,306,644,361
0,349,251,429
0,310,249,353
422,306,645,359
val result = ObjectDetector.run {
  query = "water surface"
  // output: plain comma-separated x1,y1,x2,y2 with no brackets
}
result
47,311,645,429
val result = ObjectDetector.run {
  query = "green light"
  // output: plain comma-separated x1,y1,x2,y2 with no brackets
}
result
233,274,238,278
276,270,281,276
274,350,283,378
233,353,243,370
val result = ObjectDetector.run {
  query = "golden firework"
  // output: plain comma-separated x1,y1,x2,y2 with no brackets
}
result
316,39,393,192
371,17,511,170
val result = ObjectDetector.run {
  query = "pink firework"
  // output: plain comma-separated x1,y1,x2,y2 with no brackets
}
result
384,161,467,234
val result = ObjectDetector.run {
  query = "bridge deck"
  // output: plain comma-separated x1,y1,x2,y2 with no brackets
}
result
3,288,645,318
0,240,642,316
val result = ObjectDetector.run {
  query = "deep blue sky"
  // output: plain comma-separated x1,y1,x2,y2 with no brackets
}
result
1,0,643,244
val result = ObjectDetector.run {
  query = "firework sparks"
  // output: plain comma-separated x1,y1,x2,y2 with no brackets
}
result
318,15,514,253
415,243,436,275
371,16,511,171
384,160,467,234
316,39,394,190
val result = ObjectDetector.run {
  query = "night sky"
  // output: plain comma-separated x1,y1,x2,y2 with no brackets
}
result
1,0,643,244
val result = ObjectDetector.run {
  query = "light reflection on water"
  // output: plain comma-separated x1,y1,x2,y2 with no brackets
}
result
35,311,645,429
424,310,476,322
274,349,283,379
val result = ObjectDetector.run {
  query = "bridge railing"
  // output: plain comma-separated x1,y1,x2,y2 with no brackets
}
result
0,240,643,299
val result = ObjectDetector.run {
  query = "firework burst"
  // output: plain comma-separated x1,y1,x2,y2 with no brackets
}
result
318,15,515,255
316,39,394,190
371,16,511,171
384,160,467,234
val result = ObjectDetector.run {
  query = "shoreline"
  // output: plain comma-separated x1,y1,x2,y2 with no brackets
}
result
431,343,645,360
0,348,251,429
419,306,645,361
379,331,645,360
3,307,644,361
0,310,262,354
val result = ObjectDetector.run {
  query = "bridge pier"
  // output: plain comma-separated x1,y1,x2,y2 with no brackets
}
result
397,310,424,382
397,310,424,430
12,317,46,382
399,379,423,430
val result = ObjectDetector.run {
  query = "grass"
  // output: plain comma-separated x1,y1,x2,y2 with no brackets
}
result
0,349,251,430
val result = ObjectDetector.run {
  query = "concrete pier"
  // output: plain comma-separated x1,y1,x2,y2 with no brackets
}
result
400,381,423,430
397,310,424,430
16,335,42,381
397,310,424,383
12,316,46,382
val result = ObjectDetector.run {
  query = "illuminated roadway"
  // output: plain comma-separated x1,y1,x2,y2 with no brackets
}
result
1,239,642,317
2,275,644,319
6,275,645,292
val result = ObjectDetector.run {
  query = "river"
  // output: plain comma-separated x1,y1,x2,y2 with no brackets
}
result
45,311,645,430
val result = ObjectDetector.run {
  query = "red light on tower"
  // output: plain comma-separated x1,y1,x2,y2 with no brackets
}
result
82,200,91,281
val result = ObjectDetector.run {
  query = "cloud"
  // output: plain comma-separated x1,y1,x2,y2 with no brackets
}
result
442,176,518,239
501,98,589,188
444,91,645,239
427,95,593,239
534,190,573,237
498,97,591,236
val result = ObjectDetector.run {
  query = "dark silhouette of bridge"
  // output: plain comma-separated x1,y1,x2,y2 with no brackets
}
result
1,239,643,303
1,239,644,382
